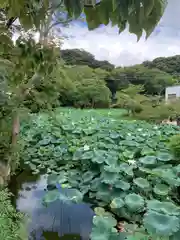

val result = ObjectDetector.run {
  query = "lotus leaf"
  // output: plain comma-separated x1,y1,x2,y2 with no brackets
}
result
114,180,130,191
93,215,117,229
72,148,84,161
139,156,157,166
143,211,179,236
147,200,180,216
101,171,118,184
81,151,94,160
156,152,173,162
104,165,120,173
42,189,60,204
153,183,169,196
133,177,150,190
125,194,145,212
110,198,125,209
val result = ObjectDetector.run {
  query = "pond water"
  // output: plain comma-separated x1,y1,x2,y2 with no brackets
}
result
8,171,94,240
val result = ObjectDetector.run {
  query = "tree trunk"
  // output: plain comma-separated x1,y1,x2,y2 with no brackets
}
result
11,112,20,147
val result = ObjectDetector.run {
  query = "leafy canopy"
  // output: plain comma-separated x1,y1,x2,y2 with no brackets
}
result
0,0,167,40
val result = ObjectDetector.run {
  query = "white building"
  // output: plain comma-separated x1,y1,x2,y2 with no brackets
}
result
165,86,180,102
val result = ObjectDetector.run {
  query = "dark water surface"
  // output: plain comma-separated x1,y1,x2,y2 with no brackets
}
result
9,171,94,240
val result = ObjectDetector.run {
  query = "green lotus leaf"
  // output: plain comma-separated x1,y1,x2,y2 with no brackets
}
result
110,198,125,209
141,146,155,156
90,228,109,240
143,211,179,236
72,148,83,161
157,152,173,162
114,180,130,191
42,189,60,204
104,165,120,173
104,156,118,165
119,163,134,176
82,171,95,183
93,215,117,229
147,200,180,216
91,150,106,163
91,177,102,191
94,207,106,216
153,183,169,196
121,140,137,147
65,188,83,203
139,156,157,166
110,132,120,139
133,177,150,190
125,194,145,212
101,171,118,184
122,150,134,159
81,151,94,160
61,124,75,131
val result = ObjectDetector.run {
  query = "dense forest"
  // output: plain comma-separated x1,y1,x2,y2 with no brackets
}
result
24,48,179,112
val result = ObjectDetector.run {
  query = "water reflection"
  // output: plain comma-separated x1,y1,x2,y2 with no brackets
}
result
9,172,94,240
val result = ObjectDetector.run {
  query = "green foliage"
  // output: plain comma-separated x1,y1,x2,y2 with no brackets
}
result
169,134,180,158
20,108,180,239
0,189,27,240
61,49,114,71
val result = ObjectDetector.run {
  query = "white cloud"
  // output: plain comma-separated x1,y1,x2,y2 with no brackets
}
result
61,0,180,67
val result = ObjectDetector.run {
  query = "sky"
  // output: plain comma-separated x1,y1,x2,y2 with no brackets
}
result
60,0,180,67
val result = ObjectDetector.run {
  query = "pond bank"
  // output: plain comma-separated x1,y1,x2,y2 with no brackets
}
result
8,171,94,240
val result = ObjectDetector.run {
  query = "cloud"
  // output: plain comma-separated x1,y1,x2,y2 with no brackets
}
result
61,0,180,66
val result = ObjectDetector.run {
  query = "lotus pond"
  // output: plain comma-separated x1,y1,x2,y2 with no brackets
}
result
14,108,180,239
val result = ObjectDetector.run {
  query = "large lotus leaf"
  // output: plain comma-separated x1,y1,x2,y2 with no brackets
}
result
110,198,125,209
139,156,157,166
64,188,83,203
42,189,60,204
122,150,134,159
93,215,117,229
110,132,120,140
104,165,120,173
91,150,106,163
141,146,155,156
81,151,94,160
119,163,134,176
61,124,75,131
82,171,95,183
133,178,150,190
156,152,173,162
111,189,127,200
125,194,145,212
143,211,179,236
83,128,97,135
121,140,137,147
147,200,180,216
161,169,180,186
72,148,84,161
104,156,118,166
91,177,102,191
114,180,130,191
153,183,169,196
101,171,118,184
47,172,67,187
94,207,106,216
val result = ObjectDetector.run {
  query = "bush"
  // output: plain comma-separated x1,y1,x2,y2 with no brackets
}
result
0,189,27,240
169,134,180,158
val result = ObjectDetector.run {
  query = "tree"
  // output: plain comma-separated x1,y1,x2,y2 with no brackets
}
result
0,0,167,44
114,84,146,115
107,65,175,96
61,49,114,71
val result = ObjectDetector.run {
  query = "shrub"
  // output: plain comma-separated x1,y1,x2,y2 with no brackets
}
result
169,134,180,158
